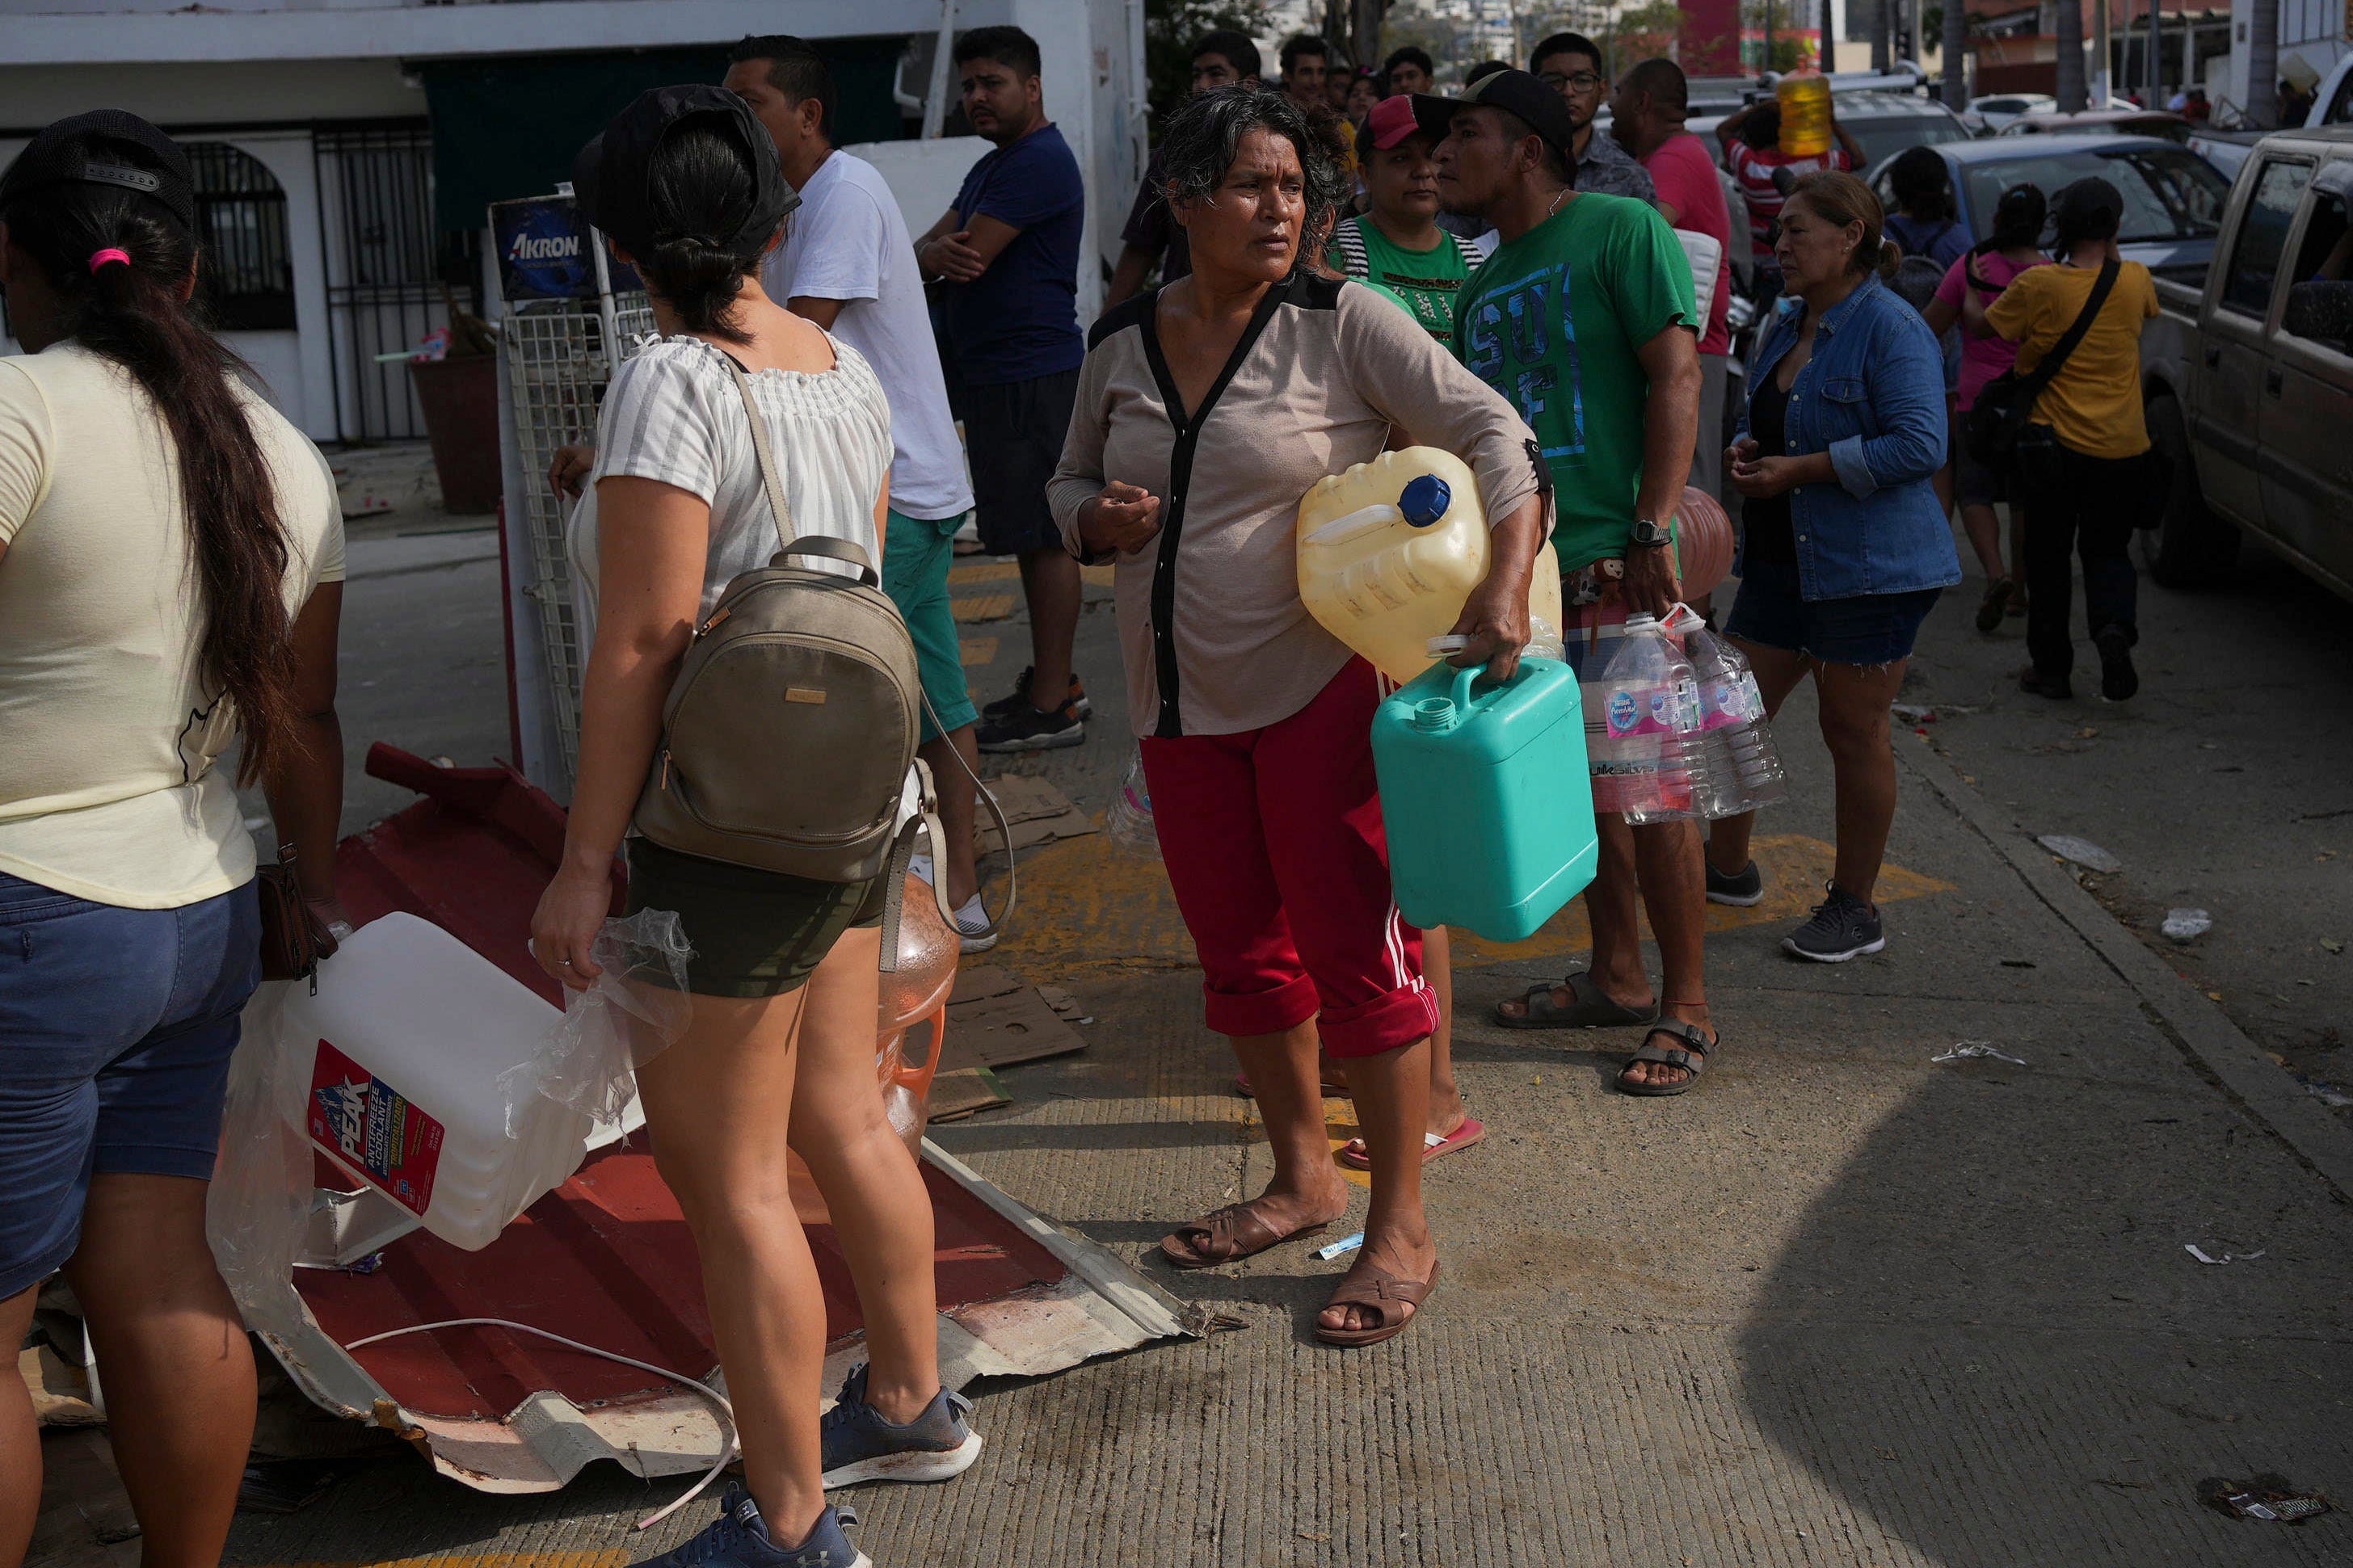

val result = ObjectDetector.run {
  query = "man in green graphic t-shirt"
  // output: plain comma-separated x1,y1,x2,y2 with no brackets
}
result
1418,69,1718,1098
1328,95,1491,347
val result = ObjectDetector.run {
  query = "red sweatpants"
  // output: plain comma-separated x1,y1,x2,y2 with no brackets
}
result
1139,658,1436,1059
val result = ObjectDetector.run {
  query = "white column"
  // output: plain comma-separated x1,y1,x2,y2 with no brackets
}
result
229,129,337,443
1009,0,1104,322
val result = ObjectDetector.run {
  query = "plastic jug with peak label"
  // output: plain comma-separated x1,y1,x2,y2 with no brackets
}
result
1298,448,1564,685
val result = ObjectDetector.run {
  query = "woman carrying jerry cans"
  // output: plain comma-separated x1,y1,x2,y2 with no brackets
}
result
1051,84,1546,1348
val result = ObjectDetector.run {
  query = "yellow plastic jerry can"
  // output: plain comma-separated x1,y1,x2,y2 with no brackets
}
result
1297,447,1564,686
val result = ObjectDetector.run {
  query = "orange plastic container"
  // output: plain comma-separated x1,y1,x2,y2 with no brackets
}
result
1777,74,1833,158
786,871,954,1223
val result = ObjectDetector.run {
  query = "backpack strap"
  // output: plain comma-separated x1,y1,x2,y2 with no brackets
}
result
722,351,798,557
876,738,1021,971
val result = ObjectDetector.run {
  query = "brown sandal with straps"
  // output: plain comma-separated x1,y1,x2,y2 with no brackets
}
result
1315,1260,1441,1347
1617,1019,1718,1097
1159,1203,1332,1270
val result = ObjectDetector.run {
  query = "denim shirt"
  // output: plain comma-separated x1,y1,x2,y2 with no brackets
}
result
1736,273,1961,600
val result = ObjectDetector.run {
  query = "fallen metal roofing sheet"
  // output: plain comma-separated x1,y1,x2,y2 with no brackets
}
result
238,746,1189,1491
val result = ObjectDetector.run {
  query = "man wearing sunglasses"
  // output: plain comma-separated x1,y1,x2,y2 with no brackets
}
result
1530,32,1656,204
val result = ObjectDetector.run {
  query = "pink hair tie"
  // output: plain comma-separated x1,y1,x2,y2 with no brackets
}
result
88,247,132,273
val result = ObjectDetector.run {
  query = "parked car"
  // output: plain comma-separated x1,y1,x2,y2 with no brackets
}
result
1997,109,2193,143
1867,133,2233,279
2139,128,2353,598
1967,92,2056,132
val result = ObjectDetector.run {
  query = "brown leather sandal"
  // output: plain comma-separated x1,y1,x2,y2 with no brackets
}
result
1315,1260,1440,1347
1160,1203,1331,1270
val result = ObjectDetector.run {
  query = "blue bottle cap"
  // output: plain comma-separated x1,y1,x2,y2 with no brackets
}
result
1399,474,1450,528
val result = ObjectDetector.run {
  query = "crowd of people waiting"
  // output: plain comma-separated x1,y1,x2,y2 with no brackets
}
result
0,24,2170,1568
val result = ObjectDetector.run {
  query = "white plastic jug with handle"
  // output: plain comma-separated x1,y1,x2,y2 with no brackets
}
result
284,913,584,1251
1298,447,1564,685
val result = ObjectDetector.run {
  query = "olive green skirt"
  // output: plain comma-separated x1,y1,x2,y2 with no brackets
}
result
625,838,886,998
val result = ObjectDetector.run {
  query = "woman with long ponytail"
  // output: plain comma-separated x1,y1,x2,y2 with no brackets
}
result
0,111,347,1564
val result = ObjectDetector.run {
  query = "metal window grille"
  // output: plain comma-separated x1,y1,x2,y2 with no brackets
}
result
314,122,482,442
186,141,297,332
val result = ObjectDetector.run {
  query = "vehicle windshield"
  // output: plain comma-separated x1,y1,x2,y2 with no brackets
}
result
1846,115,1968,167
1962,147,2231,242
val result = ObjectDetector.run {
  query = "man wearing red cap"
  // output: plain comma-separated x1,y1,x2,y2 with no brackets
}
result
1327,96,1491,348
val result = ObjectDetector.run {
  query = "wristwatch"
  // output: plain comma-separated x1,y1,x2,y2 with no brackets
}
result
1629,518,1672,549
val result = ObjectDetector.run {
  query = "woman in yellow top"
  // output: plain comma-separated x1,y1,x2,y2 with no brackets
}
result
1980,177,2161,703
0,112,347,1564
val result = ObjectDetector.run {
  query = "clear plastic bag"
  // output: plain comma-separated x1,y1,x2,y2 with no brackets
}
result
499,909,693,1137
206,982,316,1331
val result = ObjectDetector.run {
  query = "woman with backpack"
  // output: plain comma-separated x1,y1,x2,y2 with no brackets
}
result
0,111,347,1565
1926,183,2049,630
1883,147,1973,523
530,87,979,1568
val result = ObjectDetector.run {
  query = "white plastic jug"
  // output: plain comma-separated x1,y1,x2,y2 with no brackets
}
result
284,913,583,1251
1298,447,1564,685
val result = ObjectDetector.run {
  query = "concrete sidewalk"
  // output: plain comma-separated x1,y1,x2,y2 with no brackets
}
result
217,662,2353,1567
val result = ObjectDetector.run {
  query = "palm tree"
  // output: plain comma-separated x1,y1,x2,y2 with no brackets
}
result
1943,0,1969,105
2243,0,2279,124
2054,0,2086,111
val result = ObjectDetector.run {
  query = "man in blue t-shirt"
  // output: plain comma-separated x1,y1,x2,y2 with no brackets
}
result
917,24,1090,751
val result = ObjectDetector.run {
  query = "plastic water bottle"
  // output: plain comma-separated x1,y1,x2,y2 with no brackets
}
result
1105,746,1160,859
1585,612,1704,822
1686,626,1788,818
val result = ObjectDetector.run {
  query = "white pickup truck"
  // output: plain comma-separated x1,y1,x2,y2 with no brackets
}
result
2190,53,2353,179
2140,127,2353,599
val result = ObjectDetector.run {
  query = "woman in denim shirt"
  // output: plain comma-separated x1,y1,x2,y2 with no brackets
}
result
1706,172,1960,964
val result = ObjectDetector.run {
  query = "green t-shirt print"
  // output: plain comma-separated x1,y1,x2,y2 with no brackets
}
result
1329,216,1480,347
1454,193,1697,572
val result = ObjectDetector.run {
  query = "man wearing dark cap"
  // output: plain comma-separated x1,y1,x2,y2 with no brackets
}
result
1425,71,1721,1095
1985,176,2161,704
1327,95,1491,347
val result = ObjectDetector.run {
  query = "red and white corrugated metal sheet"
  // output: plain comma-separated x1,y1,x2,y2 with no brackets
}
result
238,746,1188,1491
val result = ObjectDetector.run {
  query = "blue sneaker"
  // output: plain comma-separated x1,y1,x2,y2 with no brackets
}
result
819,1365,983,1487
629,1486,868,1568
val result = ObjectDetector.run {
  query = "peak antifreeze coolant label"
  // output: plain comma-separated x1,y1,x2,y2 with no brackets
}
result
308,1040,444,1217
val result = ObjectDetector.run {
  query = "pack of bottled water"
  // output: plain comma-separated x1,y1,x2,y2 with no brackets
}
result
1583,606,1786,823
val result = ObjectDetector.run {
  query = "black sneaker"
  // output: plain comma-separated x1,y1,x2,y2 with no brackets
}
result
2095,625,2138,702
975,697,1084,753
627,1487,867,1568
2018,667,2073,700
982,666,1090,721
1706,858,1764,906
819,1365,983,1487
1783,885,1885,963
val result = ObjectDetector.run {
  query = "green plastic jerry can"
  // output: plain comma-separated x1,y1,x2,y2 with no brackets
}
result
1370,657,1597,943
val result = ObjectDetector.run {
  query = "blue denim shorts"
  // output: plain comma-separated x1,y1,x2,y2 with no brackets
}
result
0,872,259,1298
1724,558,1943,667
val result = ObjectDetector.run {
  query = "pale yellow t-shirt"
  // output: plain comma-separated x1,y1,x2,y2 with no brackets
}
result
0,343,344,908
1985,259,2161,460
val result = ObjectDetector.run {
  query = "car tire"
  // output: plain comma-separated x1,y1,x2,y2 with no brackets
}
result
2140,389,2238,588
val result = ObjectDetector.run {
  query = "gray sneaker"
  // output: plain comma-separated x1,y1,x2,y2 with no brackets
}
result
819,1365,983,1488
1706,858,1763,906
1783,885,1885,963
627,1488,867,1568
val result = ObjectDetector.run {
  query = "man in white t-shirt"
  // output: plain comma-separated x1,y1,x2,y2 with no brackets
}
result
723,36,994,949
